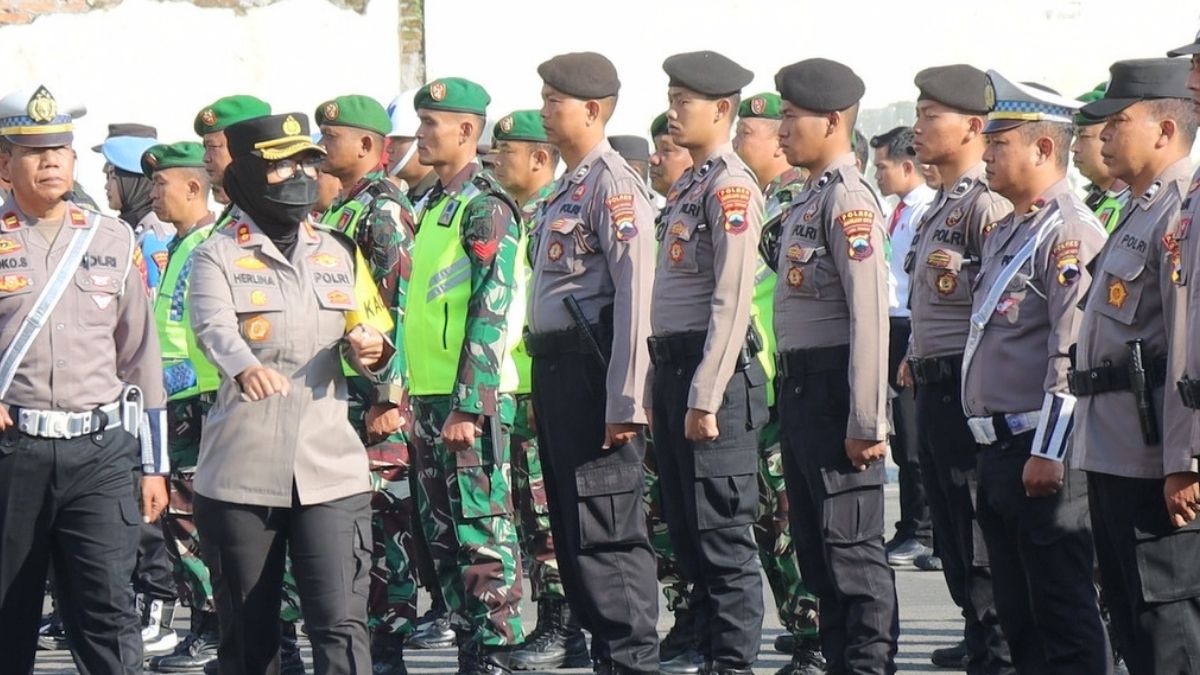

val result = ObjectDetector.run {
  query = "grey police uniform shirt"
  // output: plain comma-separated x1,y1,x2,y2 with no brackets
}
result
189,217,375,507
773,152,889,441
528,139,655,425
906,162,1012,358
1073,158,1192,478
649,142,764,413
963,179,1106,460
1178,166,1200,458
0,202,166,413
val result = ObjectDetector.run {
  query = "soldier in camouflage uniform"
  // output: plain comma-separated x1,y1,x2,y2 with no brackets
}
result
403,79,525,675
315,95,419,675
733,92,824,675
489,110,590,670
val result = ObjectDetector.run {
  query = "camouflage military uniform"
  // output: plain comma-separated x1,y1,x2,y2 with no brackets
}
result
512,183,564,603
756,170,819,642
321,169,420,637
409,165,525,647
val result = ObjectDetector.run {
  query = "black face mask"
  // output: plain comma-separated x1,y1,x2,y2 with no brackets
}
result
223,156,318,251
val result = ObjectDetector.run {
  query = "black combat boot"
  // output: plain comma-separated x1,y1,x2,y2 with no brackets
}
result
150,610,220,672
280,621,307,675
509,599,590,670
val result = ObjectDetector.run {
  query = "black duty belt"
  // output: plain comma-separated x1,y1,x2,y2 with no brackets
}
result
775,344,850,380
525,326,600,357
906,353,962,386
647,330,759,371
1068,355,1167,397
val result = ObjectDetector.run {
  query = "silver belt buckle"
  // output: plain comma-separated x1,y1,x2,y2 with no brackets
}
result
967,417,998,445
1004,412,1039,436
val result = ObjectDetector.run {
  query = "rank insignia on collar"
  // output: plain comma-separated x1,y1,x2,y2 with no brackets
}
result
697,160,713,178
572,165,589,183
1,213,20,232
951,176,972,198
69,209,88,228
236,223,252,245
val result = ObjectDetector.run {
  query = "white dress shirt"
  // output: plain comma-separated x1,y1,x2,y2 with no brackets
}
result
887,184,935,318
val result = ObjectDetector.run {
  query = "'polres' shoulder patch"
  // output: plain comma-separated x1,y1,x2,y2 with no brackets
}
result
717,186,751,234
605,193,638,241
1051,239,1081,286
836,209,875,261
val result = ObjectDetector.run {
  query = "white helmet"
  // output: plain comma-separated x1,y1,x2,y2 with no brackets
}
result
387,88,421,139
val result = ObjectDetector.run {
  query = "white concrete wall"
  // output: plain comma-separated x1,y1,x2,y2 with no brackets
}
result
426,0,1200,141
0,0,402,206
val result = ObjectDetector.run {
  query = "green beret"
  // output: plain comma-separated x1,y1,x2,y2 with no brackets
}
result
1074,82,1109,126
315,94,391,136
739,92,783,120
493,110,546,143
194,95,271,136
414,78,490,116
141,141,205,176
650,113,669,138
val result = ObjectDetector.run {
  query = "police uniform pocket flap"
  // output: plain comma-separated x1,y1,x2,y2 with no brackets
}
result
232,288,286,313
547,217,582,236
1133,509,1200,603
923,247,964,272
575,463,640,496
1104,248,1147,282
74,268,121,294
665,219,699,242
693,448,755,478
784,243,819,264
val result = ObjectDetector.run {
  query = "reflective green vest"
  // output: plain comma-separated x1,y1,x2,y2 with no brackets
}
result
1094,193,1125,234
405,181,524,397
153,221,220,401
321,188,376,378
750,256,777,407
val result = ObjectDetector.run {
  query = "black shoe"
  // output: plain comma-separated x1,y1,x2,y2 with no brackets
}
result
705,663,752,675
409,607,457,649
459,642,512,675
658,604,698,662
660,649,703,675
149,611,220,673
772,634,794,655
509,600,590,670
203,660,219,675
914,553,944,571
372,633,409,675
281,622,307,675
37,611,69,651
774,638,825,675
930,640,967,669
886,538,932,566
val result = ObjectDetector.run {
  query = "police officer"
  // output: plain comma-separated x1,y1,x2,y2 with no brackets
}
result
964,71,1109,673
609,135,650,185
1073,57,1200,675
732,90,822,675
189,112,394,675
194,95,272,212
772,59,899,674
0,85,170,675
315,94,419,675
404,78,526,675
649,50,765,675
140,141,223,673
527,52,660,675
649,112,692,204
904,64,1013,673
1073,85,1131,233
488,109,589,671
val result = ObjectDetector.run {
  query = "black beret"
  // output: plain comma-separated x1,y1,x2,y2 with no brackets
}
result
774,58,864,112
1081,58,1192,118
662,51,753,97
608,135,649,163
538,52,621,99
914,64,989,114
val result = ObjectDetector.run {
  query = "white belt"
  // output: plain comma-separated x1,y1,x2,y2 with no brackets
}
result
967,411,1041,445
16,401,122,439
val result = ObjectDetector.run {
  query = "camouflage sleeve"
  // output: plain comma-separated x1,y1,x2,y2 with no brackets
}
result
364,197,415,393
453,195,519,417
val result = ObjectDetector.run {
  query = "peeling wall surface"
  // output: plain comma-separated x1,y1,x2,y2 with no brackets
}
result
0,0,401,201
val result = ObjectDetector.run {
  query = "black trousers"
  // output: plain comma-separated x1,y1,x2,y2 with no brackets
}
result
134,485,177,602
778,354,899,675
0,427,143,675
914,377,1012,674
195,491,372,675
650,354,766,668
1088,471,1200,675
887,318,930,545
975,435,1109,674
531,350,659,672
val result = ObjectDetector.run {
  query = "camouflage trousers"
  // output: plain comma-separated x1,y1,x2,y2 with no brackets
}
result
642,440,692,614
348,379,420,636
511,394,564,602
756,418,819,639
411,395,524,647
164,396,303,622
